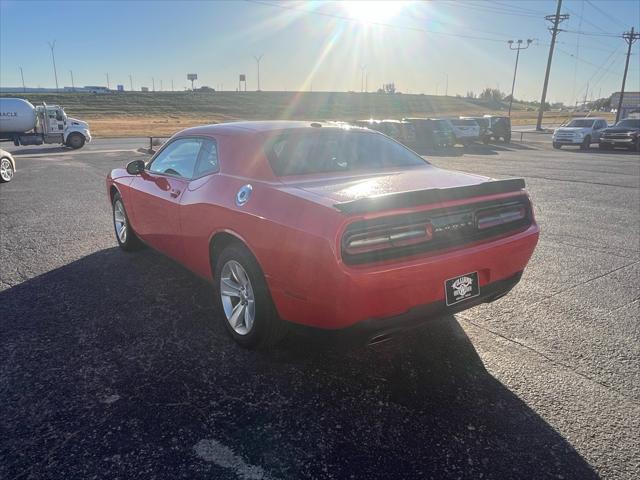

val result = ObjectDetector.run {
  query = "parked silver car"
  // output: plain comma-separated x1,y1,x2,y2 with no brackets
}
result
0,148,16,183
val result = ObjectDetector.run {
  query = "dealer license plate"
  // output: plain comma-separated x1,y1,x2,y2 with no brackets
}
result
445,272,480,306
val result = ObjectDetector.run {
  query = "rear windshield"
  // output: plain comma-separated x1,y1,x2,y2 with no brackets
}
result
265,129,427,176
567,119,595,127
450,119,478,126
616,119,640,128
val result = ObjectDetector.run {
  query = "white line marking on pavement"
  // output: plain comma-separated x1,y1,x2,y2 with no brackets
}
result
194,439,274,480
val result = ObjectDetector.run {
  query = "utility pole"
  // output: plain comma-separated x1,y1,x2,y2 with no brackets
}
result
615,27,639,123
160,80,163,91
106,73,110,90
47,40,59,92
69,70,75,91
254,54,264,91
536,0,569,130
171,79,174,92
152,77,155,92
129,74,133,92
360,64,366,93
445,74,449,96
19,67,26,93
507,39,532,117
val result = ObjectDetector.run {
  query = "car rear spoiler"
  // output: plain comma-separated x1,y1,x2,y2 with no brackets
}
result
333,178,526,214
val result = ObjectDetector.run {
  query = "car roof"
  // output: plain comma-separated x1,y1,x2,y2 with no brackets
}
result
176,120,363,137
571,117,606,121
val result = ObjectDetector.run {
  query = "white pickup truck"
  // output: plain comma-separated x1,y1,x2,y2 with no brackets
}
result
552,118,609,150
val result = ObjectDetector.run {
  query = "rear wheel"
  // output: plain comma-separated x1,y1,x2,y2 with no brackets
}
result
580,136,591,150
215,243,286,349
112,192,142,251
66,133,85,149
0,157,14,183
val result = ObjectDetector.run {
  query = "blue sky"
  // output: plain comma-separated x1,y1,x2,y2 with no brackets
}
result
1,0,638,104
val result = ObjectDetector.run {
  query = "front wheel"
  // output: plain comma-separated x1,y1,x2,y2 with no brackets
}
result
599,143,612,150
112,192,142,251
0,157,14,183
553,142,561,149
66,133,86,149
215,244,286,349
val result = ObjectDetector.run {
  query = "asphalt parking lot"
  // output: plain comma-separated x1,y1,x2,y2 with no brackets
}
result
1,137,638,479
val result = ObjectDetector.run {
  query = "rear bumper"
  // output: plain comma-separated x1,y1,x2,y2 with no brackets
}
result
338,270,523,342
271,223,539,330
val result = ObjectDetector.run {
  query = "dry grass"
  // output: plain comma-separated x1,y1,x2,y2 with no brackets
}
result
3,92,614,137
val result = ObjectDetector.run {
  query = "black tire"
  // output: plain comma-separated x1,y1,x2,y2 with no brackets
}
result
214,243,287,349
66,133,85,149
482,136,489,144
112,192,142,251
580,136,591,150
503,135,511,144
553,142,561,149
599,143,612,150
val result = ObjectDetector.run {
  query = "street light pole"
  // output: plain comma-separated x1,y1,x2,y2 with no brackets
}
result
360,64,366,93
129,74,134,92
69,70,75,91
508,39,532,117
19,67,26,93
47,40,59,92
254,54,264,91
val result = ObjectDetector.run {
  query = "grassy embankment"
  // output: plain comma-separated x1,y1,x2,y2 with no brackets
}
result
3,91,597,137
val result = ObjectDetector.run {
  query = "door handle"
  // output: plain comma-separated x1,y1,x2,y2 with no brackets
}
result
170,189,181,198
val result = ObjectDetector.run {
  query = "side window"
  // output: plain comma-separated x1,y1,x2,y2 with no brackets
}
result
193,139,219,177
149,138,202,179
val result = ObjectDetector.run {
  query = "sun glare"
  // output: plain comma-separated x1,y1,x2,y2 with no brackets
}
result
341,0,409,24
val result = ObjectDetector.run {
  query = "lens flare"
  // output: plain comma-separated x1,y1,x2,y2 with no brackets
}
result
341,1,410,24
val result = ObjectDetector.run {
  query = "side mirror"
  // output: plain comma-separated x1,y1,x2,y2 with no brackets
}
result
126,159,145,175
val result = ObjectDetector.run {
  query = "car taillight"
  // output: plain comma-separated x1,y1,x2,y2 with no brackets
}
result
344,223,433,255
476,204,526,230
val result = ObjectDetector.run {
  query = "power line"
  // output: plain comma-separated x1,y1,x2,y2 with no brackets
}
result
584,0,630,30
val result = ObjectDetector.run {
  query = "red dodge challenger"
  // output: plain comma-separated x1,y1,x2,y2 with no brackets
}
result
107,121,539,348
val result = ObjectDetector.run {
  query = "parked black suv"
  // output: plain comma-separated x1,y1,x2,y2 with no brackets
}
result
483,116,512,143
599,118,640,151
461,116,511,143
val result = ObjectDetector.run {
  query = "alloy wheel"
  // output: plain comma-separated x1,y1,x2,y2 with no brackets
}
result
113,200,128,243
220,260,255,335
0,158,13,182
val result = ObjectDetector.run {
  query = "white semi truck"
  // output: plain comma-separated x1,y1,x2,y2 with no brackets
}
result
0,98,91,149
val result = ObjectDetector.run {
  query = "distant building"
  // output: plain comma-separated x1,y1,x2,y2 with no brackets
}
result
141,87,149,92
83,86,110,94
610,91,640,119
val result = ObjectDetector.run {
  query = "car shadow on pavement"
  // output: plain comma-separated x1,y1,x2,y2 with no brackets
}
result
0,248,598,480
